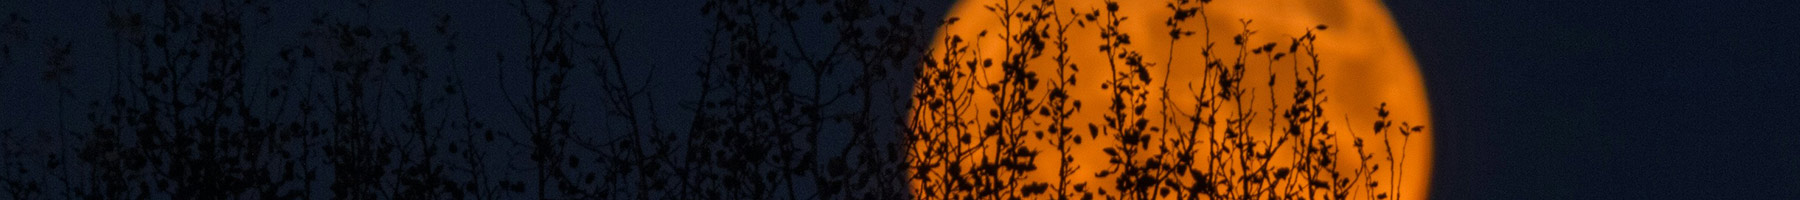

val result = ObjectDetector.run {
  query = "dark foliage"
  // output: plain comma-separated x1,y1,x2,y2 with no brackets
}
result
910,0,1425,200
0,0,1422,199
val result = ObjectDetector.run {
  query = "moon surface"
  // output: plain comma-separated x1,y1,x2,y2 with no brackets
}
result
918,0,1431,199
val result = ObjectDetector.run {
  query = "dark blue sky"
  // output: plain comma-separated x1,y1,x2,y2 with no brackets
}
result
4,0,1798,199
1387,0,1800,198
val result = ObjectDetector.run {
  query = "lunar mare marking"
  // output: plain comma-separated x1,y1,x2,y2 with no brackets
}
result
915,0,1431,199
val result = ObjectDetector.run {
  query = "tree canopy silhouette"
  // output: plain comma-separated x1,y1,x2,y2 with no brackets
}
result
0,0,1424,199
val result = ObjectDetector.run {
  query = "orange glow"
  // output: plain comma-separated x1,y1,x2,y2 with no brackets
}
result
914,0,1430,199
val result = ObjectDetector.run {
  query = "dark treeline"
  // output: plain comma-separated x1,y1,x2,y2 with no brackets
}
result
0,0,1422,199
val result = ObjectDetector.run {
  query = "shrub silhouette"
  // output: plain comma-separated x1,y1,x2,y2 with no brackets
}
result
910,0,1425,200
0,0,1423,199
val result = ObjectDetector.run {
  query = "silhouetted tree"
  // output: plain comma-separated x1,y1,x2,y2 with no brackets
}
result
687,0,931,199
910,1,1427,200
0,0,1427,199
76,0,286,198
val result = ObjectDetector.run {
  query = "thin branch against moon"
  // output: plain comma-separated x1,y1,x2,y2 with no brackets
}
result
915,0,1431,199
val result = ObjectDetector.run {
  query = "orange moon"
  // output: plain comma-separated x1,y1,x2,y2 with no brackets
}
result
916,0,1431,199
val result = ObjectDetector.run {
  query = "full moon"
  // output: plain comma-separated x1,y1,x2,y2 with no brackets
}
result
913,0,1431,199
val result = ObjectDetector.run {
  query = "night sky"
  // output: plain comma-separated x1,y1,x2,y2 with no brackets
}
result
1387,0,1800,198
3,0,1799,199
